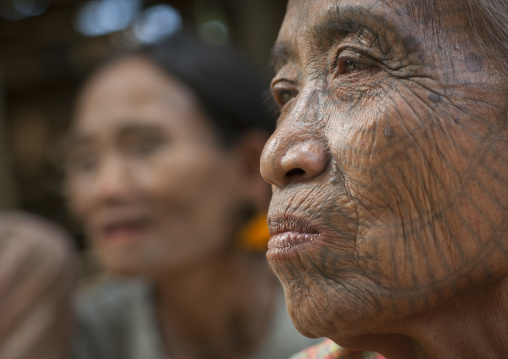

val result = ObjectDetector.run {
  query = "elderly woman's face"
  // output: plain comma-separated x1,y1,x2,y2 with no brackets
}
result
66,56,240,277
261,0,508,342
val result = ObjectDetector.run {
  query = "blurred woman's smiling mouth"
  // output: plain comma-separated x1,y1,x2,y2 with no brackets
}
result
94,214,153,247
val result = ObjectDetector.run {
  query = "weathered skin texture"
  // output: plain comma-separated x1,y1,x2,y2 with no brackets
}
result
260,0,508,357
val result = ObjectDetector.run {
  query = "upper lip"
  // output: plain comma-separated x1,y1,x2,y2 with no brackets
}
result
267,214,320,236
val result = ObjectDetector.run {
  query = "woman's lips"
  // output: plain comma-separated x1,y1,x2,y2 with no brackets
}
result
267,215,321,256
98,217,151,246
268,231,320,249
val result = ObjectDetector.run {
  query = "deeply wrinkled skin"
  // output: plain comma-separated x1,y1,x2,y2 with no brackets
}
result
261,0,508,348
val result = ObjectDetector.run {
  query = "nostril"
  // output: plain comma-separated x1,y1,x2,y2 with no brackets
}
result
285,168,305,178
261,136,329,188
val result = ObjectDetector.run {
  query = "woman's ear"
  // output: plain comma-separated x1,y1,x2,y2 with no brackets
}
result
230,129,272,212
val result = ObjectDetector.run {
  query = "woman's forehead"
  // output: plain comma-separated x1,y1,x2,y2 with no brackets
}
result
282,0,462,34
78,57,179,106
74,57,202,127
277,0,480,70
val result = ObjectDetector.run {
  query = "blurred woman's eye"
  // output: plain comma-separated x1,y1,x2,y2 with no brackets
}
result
65,149,99,173
125,134,168,157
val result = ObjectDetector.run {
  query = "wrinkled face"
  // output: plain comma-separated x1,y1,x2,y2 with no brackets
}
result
66,56,241,277
261,0,508,343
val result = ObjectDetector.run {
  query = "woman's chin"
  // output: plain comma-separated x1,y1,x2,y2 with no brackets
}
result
99,251,154,278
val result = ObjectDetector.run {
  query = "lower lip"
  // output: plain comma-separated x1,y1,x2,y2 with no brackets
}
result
267,231,321,258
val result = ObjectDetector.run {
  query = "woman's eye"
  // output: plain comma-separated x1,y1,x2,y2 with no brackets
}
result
135,140,157,155
272,88,298,107
345,60,363,73
337,58,373,75
129,136,167,157
280,90,294,105
66,152,99,173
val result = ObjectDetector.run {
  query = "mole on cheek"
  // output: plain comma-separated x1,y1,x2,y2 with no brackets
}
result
402,36,420,53
396,6,411,18
384,125,395,139
464,52,483,73
428,93,441,104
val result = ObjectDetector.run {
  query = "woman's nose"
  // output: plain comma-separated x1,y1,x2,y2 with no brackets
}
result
91,158,132,205
260,131,329,188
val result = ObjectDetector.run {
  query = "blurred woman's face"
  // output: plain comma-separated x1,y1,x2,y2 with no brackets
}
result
65,56,241,277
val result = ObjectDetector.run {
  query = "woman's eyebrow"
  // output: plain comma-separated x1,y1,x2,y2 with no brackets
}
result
270,41,298,74
271,4,421,74
116,123,163,139
310,4,418,56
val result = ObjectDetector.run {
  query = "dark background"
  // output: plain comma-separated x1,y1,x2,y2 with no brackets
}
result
0,0,287,248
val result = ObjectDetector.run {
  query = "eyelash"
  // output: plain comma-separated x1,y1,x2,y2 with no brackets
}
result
271,81,299,108
337,58,371,75
272,89,298,108
334,50,376,76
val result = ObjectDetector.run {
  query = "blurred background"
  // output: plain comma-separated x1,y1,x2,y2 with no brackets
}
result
0,0,287,249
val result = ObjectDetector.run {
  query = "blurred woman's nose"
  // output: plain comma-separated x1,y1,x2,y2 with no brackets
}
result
260,131,329,188
90,157,133,205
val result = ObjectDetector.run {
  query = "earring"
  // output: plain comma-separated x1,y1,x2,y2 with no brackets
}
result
236,212,270,252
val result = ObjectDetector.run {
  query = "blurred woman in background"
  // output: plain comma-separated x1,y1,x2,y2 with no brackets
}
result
65,31,318,359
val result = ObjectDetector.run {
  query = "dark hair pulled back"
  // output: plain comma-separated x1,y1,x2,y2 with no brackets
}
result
138,31,275,146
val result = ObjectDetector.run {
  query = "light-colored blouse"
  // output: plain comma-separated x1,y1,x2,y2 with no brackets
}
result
73,279,321,359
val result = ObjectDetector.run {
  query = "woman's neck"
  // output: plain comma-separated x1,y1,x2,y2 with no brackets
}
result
153,252,277,359
344,278,508,359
